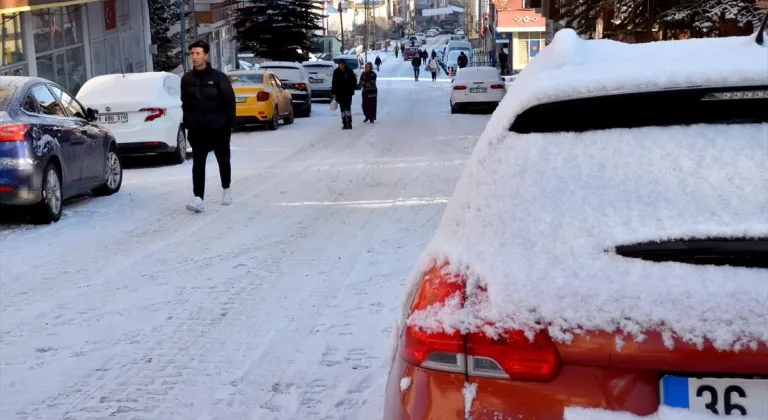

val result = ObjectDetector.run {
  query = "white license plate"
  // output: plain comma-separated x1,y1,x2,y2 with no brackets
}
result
99,113,128,123
236,97,247,103
661,376,768,418
469,87,487,93
311,79,324,84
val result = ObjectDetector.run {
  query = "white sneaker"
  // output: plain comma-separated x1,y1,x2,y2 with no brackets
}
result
186,196,204,213
221,189,233,205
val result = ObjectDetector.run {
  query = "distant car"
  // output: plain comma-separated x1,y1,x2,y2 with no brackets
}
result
227,70,294,130
444,50,463,74
302,60,336,100
332,54,364,81
450,67,507,113
403,47,421,61
0,77,123,223
76,72,187,164
258,62,312,117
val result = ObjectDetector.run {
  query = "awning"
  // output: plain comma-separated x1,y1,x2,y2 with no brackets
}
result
421,5,465,17
1,0,100,14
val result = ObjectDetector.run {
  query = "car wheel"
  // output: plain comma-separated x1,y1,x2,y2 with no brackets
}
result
284,104,295,125
450,102,458,114
92,144,123,196
34,162,63,224
171,126,187,164
304,103,312,117
267,107,279,130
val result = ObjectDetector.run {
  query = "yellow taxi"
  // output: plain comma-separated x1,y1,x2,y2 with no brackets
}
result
227,70,294,130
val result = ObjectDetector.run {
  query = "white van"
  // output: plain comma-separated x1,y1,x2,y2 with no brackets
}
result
445,40,473,63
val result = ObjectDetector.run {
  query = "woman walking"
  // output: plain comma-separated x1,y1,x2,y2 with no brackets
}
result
359,62,378,123
428,54,439,81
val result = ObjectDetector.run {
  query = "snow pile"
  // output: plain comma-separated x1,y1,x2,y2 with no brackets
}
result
565,406,762,420
462,382,477,419
406,29,768,350
399,377,411,392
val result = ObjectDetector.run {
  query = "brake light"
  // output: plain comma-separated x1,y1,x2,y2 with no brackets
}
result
294,83,308,91
490,84,505,89
256,91,270,102
401,264,561,382
453,85,467,90
0,186,16,192
0,123,28,142
139,107,166,122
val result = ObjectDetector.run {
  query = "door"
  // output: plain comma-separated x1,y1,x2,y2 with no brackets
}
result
51,85,104,184
24,84,84,187
271,75,288,115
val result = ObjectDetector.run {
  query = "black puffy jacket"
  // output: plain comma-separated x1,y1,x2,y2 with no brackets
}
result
331,66,357,98
181,63,236,130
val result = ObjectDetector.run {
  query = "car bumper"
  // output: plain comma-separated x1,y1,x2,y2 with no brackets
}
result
236,115,273,125
290,93,311,106
0,158,44,205
310,88,332,99
452,101,501,110
384,354,659,420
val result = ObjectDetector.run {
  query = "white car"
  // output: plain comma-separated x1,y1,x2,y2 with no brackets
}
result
258,62,312,117
444,49,463,74
302,60,336,100
76,72,188,164
450,66,506,114
333,54,364,81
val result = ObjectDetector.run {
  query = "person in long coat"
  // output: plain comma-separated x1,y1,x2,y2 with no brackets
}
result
331,60,358,129
359,62,378,123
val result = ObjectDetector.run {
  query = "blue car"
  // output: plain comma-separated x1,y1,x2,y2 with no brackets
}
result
0,77,123,223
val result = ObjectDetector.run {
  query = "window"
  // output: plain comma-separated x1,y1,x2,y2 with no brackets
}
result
25,85,66,117
1,13,25,67
31,6,83,54
49,85,86,119
271,75,282,89
0,85,16,110
262,67,302,81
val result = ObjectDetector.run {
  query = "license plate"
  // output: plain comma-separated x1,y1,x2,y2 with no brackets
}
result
236,96,247,103
99,113,128,123
661,376,768,418
311,79,324,84
470,87,487,93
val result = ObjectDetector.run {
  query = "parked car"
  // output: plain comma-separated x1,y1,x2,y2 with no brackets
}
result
444,49,463,74
450,67,506,113
302,60,336,100
0,77,123,223
76,72,187,164
385,29,768,420
332,54,364,81
403,47,421,61
257,62,312,117
226,70,294,130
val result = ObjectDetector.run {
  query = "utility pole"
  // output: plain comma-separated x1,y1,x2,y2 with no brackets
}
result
364,0,368,63
179,0,187,72
339,2,345,52
190,0,198,41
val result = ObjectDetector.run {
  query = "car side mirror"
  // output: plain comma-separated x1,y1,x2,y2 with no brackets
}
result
86,107,98,122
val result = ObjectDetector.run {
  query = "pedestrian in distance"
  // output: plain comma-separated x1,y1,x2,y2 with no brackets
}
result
331,59,357,130
181,40,236,213
411,54,422,81
394,44,399,58
360,62,378,124
374,55,382,72
498,47,509,75
428,55,439,81
457,51,469,69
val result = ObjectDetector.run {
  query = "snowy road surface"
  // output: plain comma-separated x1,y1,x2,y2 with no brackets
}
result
0,36,490,420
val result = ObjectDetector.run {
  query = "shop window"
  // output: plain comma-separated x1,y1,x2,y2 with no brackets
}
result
1,13,25,67
35,45,86,94
32,6,84,54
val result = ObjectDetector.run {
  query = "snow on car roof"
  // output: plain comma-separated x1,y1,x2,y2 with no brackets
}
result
406,29,768,351
76,71,181,106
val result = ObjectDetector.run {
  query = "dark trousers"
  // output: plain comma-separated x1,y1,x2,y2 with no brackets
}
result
362,90,377,121
431,71,437,81
188,127,231,200
413,67,420,80
337,95,353,127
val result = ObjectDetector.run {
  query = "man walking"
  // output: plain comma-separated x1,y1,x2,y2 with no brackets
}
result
331,59,357,130
411,54,422,81
181,40,236,213
498,47,509,75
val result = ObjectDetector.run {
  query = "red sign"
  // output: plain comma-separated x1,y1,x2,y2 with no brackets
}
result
103,0,116,31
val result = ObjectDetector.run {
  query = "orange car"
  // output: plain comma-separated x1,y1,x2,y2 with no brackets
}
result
227,70,294,130
384,30,768,420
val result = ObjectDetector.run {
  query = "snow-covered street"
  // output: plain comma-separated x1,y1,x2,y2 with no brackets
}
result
0,36,489,420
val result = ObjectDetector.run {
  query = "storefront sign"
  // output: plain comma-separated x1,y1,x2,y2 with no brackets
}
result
103,0,116,31
495,32,511,43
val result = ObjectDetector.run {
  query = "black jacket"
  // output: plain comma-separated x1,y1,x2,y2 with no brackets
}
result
457,54,469,68
181,63,235,130
331,66,357,98
374,56,382,65
411,56,422,68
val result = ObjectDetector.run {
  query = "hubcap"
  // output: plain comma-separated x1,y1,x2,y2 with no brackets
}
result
43,168,61,215
105,151,121,189
177,130,186,159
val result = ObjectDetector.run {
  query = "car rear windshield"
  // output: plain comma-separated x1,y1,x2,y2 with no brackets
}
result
0,86,16,110
510,86,768,133
304,64,334,74
229,74,264,85
455,69,499,81
261,67,302,81
333,58,359,70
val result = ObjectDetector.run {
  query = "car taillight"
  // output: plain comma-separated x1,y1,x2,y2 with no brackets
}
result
139,107,166,122
401,265,561,382
490,84,505,89
294,83,308,91
0,123,28,142
256,91,270,102
453,85,467,90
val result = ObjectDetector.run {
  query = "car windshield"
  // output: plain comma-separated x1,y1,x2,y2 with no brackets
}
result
0,86,15,111
229,74,264,85
447,51,462,61
261,67,302,81
455,68,499,81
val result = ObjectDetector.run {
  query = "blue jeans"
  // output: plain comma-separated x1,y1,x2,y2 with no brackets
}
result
413,67,420,80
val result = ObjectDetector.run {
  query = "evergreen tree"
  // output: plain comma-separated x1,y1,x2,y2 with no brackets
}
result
148,0,182,71
662,0,762,35
234,0,324,62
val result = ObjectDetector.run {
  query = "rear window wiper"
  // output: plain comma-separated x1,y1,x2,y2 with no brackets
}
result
614,238,768,269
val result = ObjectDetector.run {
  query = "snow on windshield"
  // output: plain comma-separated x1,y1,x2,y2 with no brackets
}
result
304,64,335,75
454,68,499,81
406,29,768,351
229,74,265,85
262,67,303,81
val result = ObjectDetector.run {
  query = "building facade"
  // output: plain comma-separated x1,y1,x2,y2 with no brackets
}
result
0,0,152,94
494,0,546,72
188,0,241,72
